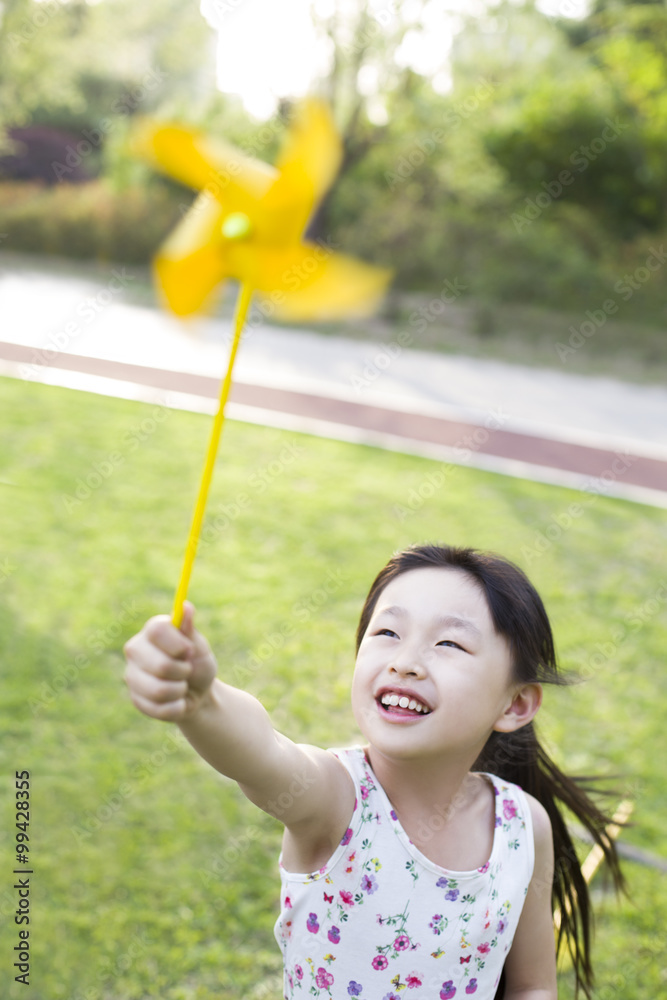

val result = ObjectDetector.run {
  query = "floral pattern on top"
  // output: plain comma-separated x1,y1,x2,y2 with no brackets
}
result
274,747,534,1000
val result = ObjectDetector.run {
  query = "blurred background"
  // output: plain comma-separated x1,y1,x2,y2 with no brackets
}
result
1,2,666,1000
1,0,667,379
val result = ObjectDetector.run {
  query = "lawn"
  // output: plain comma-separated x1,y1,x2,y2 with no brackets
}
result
0,376,665,1000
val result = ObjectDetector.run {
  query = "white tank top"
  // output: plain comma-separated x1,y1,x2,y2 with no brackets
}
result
274,746,535,999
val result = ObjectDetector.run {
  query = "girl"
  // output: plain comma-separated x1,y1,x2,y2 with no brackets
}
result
124,543,624,999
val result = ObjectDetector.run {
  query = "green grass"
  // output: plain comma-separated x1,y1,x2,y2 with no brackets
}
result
0,377,665,999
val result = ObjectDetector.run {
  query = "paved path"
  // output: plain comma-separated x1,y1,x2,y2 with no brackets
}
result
1,263,666,507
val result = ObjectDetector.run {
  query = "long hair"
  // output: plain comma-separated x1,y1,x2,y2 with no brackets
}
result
356,543,625,998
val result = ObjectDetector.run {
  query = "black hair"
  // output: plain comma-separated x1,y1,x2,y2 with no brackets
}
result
356,543,625,998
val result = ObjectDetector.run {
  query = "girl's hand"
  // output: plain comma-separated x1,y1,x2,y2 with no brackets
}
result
123,602,218,721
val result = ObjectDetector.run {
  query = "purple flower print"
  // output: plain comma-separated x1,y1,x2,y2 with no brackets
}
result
307,913,319,934
347,982,363,997
372,955,388,971
390,809,398,821
361,873,378,895
495,815,502,827
393,934,410,951
466,979,478,995
328,926,341,944
496,919,506,935
383,993,400,1000
445,889,459,902
440,981,457,999
436,877,449,888
503,799,517,821
315,967,334,989
295,965,303,980
340,827,353,846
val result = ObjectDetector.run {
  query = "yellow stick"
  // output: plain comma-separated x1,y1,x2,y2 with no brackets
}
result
171,281,254,628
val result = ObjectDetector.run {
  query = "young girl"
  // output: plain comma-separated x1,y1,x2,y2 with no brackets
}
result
124,543,624,999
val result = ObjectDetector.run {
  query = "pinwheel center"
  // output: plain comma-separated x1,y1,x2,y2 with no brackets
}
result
221,212,253,241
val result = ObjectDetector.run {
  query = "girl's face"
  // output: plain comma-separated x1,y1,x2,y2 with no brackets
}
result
351,566,525,763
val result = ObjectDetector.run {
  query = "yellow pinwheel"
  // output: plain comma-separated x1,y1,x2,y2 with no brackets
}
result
132,99,392,626
133,99,391,320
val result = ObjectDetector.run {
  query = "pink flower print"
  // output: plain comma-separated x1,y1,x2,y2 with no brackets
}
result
390,809,398,821
339,890,354,908
440,981,457,999
465,980,478,995
393,934,410,952
328,926,341,944
315,967,334,989
284,895,292,908
361,873,378,894
503,799,517,821
295,965,303,980
496,919,506,935
477,942,490,955
340,827,353,846
406,972,423,988
347,982,363,997
372,955,389,971
307,913,319,934
360,783,370,800
477,862,490,874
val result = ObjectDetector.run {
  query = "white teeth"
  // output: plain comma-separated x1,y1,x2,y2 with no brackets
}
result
380,692,430,714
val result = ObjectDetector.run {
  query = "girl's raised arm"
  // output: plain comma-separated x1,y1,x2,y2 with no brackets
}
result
123,603,355,846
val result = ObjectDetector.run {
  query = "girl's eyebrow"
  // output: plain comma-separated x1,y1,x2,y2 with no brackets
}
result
376,605,482,638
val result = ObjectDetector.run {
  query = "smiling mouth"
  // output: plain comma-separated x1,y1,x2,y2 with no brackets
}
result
377,693,431,717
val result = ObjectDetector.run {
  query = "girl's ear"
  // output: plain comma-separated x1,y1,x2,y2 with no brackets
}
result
493,683,543,733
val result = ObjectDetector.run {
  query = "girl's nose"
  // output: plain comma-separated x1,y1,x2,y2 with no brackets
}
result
389,650,426,678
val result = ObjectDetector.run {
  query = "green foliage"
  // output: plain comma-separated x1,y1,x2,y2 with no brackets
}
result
0,178,187,262
0,378,665,999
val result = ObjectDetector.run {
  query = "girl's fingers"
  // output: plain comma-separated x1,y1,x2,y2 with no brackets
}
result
136,615,195,660
124,639,192,682
128,688,188,722
124,661,189,705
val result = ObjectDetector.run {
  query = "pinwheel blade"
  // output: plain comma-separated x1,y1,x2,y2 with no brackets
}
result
155,191,229,315
133,122,277,216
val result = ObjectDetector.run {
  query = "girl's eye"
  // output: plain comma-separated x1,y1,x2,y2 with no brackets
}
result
436,639,464,650
375,628,398,638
